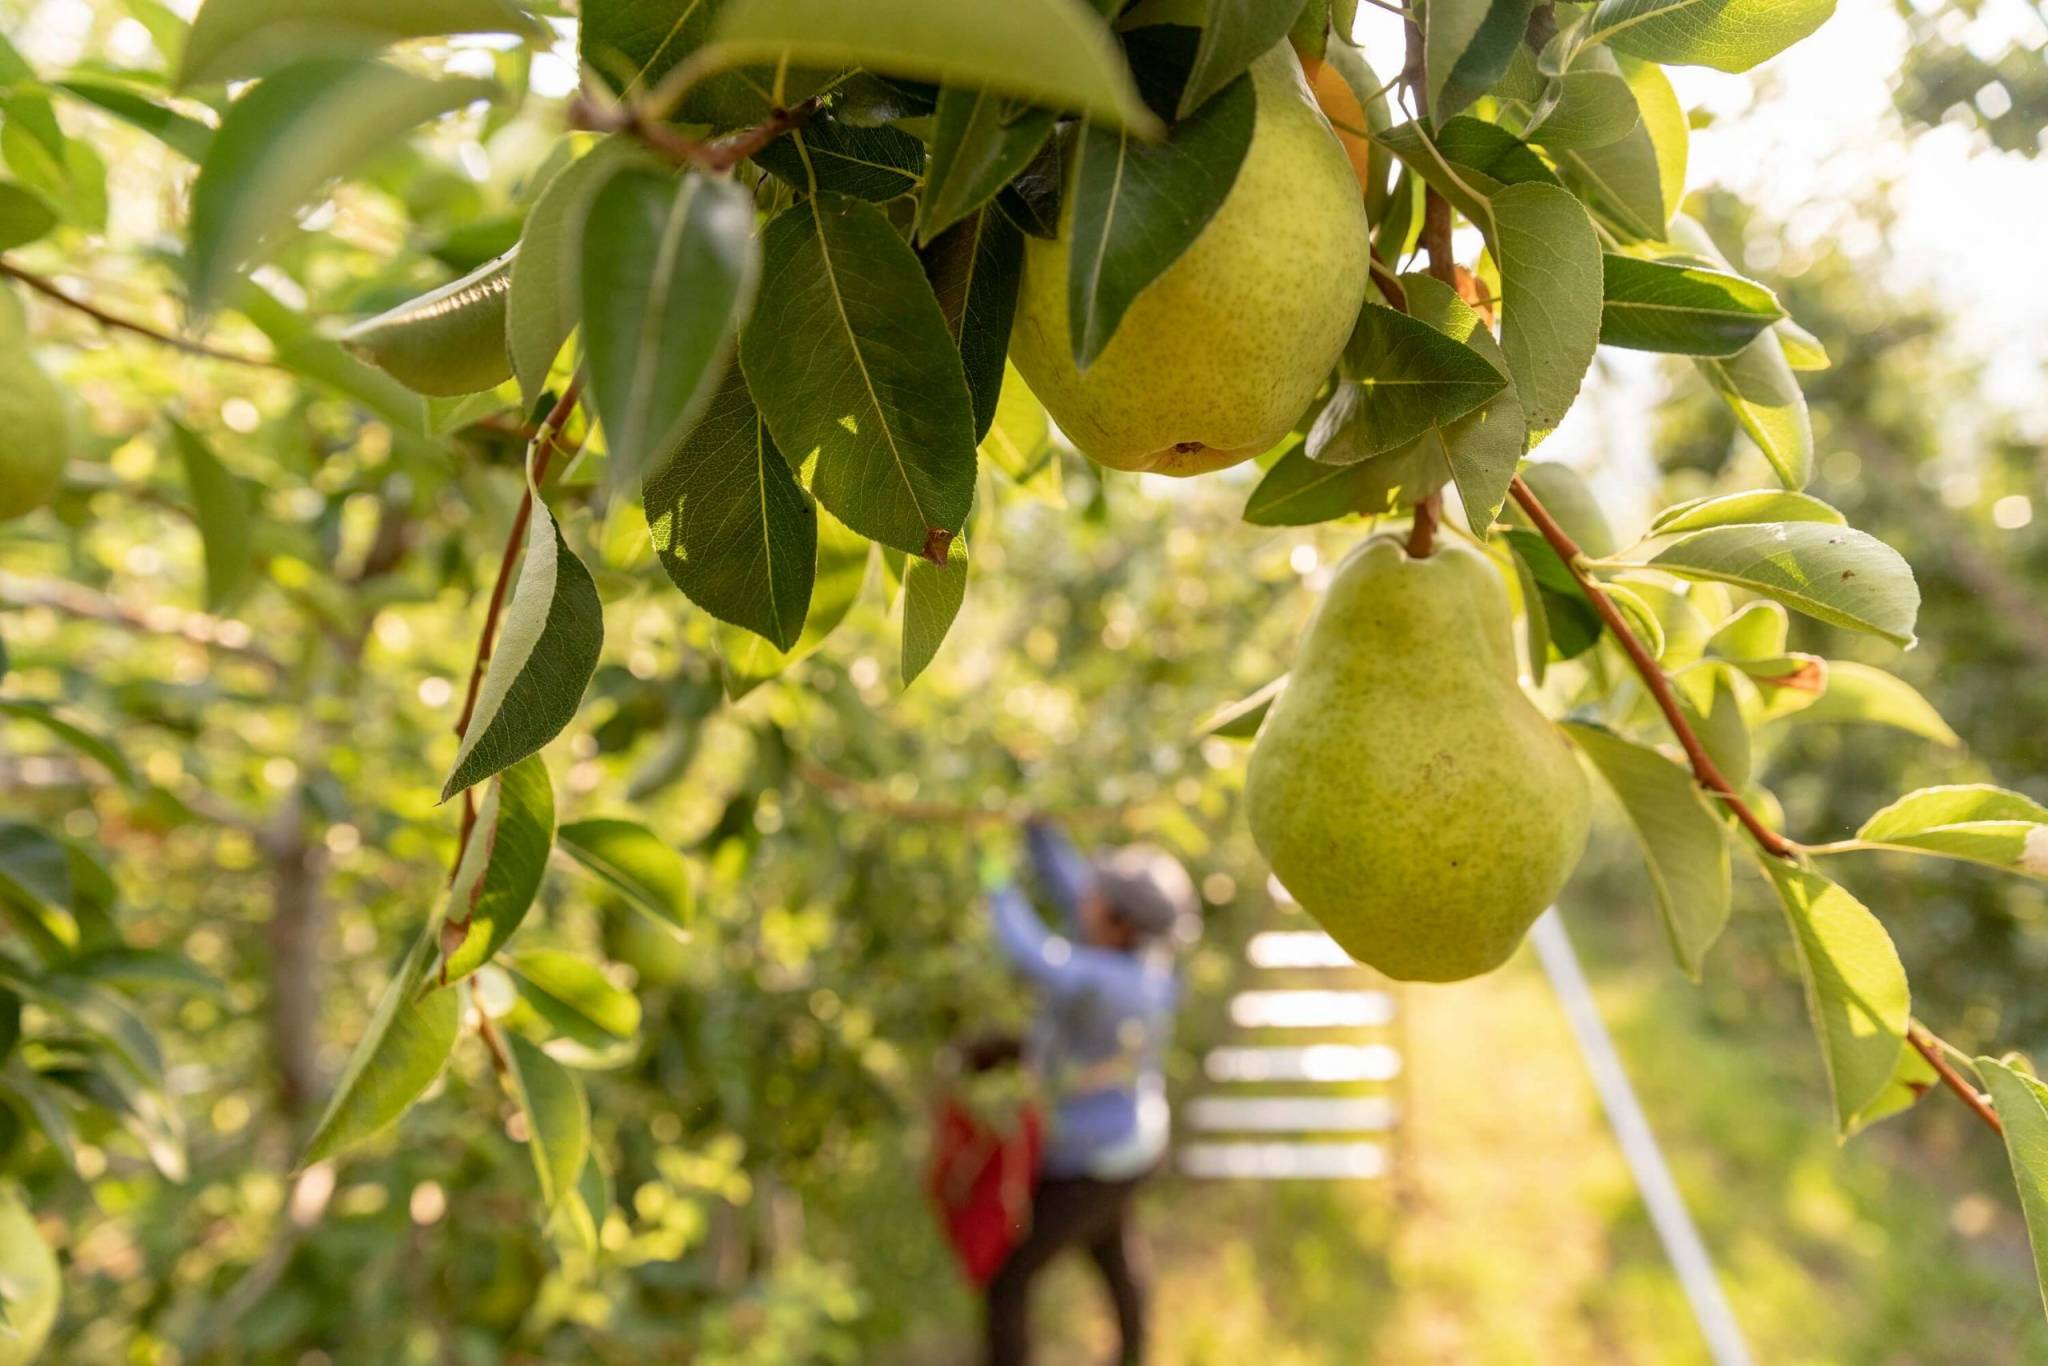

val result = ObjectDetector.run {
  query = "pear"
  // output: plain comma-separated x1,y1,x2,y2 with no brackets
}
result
1008,41,1368,476
0,353,71,520
1247,536,1590,981
339,251,514,397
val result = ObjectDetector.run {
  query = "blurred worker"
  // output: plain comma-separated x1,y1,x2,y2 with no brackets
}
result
981,819,1198,1366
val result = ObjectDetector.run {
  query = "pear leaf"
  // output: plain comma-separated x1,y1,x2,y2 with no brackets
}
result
1585,0,1836,73
1786,661,1958,747
919,89,1056,244
1425,0,1533,123
1851,785,2048,880
436,756,556,983
1648,522,1918,647
1490,181,1604,438
902,533,970,685
502,1030,589,1210
557,818,694,937
1758,857,1909,1135
1309,303,1508,466
299,930,461,1166
1976,1057,2048,1319
1182,0,1311,118
1599,254,1783,356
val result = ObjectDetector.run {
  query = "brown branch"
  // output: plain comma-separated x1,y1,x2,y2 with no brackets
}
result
475,1003,512,1077
1509,476,1798,859
1907,1024,2004,1136
0,569,284,672
569,94,822,175
451,372,584,859
1421,189,1455,285
795,758,1129,828
0,258,280,368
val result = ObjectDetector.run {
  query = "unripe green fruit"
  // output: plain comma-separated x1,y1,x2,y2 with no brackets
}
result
1009,42,1369,475
1247,536,1591,981
340,250,514,397
0,353,71,520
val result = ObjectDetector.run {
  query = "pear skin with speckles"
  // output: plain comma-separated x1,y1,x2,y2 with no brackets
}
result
1247,536,1590,981
1008,41,1368,476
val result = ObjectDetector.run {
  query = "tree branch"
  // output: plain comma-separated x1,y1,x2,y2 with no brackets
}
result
568,94,823,175
1508,476,1799,859
795,758,1129,828
1907,1024,2004,1136
0,570,284,672
0,258,280,368
451,371,584,860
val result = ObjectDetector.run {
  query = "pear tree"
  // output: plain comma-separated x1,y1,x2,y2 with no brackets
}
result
2,0,2047,1347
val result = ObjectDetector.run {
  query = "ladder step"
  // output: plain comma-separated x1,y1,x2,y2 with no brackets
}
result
1204,1044,1402,1084
1179,1141,1387,1181
1184,1095,1397,1133
1243,930,1355,969
1229,989,1394,1029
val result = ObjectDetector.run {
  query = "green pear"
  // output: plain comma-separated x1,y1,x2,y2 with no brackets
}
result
0,352,71,520
339,250,514,397
1008,41,1368,476
1247,536,1590,981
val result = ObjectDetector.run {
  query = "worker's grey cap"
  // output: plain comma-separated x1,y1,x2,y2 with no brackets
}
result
1092,843,1200,944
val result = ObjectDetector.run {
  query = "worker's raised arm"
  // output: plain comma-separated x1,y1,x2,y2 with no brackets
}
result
1024,818,1093,935
987,882,1097,997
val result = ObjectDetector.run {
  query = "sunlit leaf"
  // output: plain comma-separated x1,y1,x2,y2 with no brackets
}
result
902,533,969,685
180,0,541,84
1977,1056,2048,1319
502,1030,588,1209
1787,661,1958,747
439,757,557,983
1585,0,1836,73
299,931,461,1167
1649,521,1919,647
1850,785,2048,880
558,818,693,937
338,252,514,398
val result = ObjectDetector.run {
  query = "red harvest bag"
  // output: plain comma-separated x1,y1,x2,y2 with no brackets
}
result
926,1095,1044,1286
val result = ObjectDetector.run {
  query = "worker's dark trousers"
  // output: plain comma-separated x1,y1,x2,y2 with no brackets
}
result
983,1171,1149,1366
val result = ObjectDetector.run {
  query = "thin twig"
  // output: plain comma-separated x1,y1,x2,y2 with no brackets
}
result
1509,476,1799,860
568,94,822,175
1907,1024,2004,1136
0,258,280,368
451,371,584,859
0,570,284,671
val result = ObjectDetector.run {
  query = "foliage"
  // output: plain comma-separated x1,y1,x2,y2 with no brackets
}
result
0,0,2043,1358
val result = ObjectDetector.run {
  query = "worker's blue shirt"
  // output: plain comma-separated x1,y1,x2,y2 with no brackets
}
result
988,824,1178,1180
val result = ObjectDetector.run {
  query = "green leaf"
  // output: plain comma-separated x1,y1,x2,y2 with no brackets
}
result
235,283,428,435
1309,302,1508,466
1705,600,1788,659
707,0,1159,135
1425,0,1533,123
1777,317,1830,371
921,207,1023,443
1599,254,1783,356
1648,521,1919,648
1065,27,1255,370
508,950,641,1048
753,113,925,202
1555,55,1685,240
186,60,498,312
1564,722,1731,978
509,138,638,407
1648,488,1842,534
440,496,603,801
1490,181,1604,438
1977,1057,2048,1320
502,1030,589,1209
1788,660,1958,747
180,0,540,84
1585,0,1835,73
53,75,214,160
438,756,557,983
1666,216,1810,486
1519,460,1617,557
0,701,137,788
1377,115,1561,226
338,251,514,398
0,1184,59,1361
168,420,255,613
1844,1040,1938,1137
1504,528,1602,659
1397,273,1525,533
581,167,758,488
715,504,868,698
557,818,693,937
299,931,461,1166
741,194,977,560
1244,441,1366,526
1850,785,2048,879
902,533,969,685
979,362,1053,484
1759,857,1909,1134
918,89,1057,244
1524,70,1639,151
645,364,817,651
1199,674,1285,740
1182,0,1309,119
0,180,58,251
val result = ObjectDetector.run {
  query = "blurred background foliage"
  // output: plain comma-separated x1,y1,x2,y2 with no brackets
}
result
0,0,2045,1361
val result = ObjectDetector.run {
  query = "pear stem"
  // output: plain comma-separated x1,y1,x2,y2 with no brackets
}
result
1508,475,1800,862
1406,495,1439,556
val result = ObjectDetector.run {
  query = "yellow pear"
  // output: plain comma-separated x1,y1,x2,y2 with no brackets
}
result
1009,41,1368,475
1247,537,1590,981
0,353,71,520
